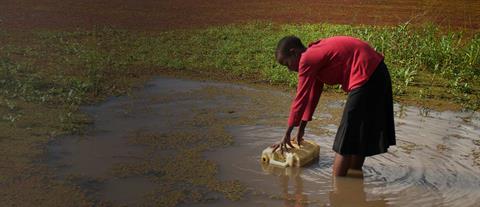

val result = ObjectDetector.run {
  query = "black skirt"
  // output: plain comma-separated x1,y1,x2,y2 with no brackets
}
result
332,61,396,156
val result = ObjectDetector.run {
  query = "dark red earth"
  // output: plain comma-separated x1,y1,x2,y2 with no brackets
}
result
1,0,479,31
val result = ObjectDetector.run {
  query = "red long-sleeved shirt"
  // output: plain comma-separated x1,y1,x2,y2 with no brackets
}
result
288,36,384,127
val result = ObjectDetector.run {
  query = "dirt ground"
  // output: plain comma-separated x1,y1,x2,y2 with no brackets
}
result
2,0,479,31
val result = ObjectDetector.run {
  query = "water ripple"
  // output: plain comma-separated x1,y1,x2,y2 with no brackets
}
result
215,104,480,206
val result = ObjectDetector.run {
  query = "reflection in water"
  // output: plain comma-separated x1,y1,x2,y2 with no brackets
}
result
261,163,387,207
261,163,308,207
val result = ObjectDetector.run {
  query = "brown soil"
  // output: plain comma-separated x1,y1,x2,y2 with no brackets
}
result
2,0,479,31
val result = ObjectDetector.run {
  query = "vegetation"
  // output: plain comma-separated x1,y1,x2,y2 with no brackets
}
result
1,22,478,111
146,22,479,109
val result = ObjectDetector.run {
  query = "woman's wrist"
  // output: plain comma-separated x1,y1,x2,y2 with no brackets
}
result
286,126,294,134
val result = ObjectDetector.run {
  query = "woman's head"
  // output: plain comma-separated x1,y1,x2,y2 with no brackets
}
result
275,36,306,72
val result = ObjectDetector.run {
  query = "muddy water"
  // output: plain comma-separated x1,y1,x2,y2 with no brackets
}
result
203,108,480,207
48,77,480,206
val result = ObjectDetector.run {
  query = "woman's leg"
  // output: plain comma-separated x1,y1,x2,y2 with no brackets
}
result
350,155,365,170
333,153,351,176
333,154,365,176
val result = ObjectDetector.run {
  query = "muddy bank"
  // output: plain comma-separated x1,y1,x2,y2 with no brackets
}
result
2,0,480,31
47,76,480,206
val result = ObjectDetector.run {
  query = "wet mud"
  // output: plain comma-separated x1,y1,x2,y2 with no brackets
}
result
48,76,480,206
3,0,480,31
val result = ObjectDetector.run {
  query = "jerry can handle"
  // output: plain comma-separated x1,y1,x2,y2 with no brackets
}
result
268,152,294,167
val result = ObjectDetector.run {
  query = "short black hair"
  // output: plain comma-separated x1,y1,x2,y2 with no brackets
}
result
275,35,305,60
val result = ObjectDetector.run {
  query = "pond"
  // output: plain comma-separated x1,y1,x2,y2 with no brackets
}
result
48,76,480,206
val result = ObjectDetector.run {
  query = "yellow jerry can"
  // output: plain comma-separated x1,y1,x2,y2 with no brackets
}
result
261,140,320,167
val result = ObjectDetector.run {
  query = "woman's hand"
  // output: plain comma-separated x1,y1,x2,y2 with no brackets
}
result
272,126,295,153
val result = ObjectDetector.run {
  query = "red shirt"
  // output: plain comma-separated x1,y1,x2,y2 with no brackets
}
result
288,36,384,127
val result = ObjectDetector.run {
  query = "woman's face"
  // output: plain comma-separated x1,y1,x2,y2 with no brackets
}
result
278,51,300,72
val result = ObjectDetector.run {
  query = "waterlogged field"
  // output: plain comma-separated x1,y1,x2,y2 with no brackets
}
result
47,77,480,206
1,1,480,206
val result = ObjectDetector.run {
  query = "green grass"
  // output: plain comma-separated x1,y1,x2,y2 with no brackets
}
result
2,22,478,110
143,22,479,109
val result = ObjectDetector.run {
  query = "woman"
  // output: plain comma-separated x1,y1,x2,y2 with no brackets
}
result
272,35,396,176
